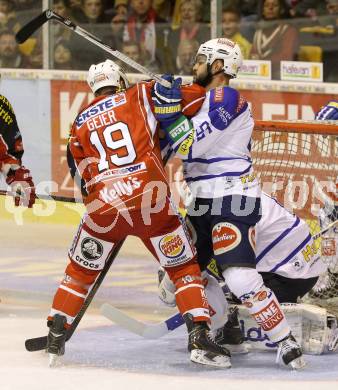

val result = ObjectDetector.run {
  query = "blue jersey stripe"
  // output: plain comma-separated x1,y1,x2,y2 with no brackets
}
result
269,233,312,273
187,156,252,164
185,165,252,182
256,217,301,263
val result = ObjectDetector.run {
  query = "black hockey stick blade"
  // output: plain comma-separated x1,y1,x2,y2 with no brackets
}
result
16,10,52,43
25,336,47,352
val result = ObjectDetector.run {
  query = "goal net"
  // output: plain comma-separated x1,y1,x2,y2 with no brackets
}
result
252,120,338,314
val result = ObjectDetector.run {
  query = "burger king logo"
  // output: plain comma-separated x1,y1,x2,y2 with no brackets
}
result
159,234,185,258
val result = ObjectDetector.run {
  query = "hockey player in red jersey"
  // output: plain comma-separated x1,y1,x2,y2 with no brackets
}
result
0,94,35,208
47,60,231,368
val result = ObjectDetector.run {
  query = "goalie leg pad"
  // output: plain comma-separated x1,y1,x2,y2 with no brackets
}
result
166,262,210,323
223,267,291,343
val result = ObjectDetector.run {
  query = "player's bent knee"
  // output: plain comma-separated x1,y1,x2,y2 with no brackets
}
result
222,267,264,301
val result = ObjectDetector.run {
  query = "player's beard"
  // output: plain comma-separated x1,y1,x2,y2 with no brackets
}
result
193,65,213,88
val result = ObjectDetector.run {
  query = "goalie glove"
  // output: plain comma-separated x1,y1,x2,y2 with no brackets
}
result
6,166,36,208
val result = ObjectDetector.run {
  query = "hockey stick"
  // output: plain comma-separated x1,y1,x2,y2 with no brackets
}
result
313,219,338,240
25,240,124,352
15,9,171,88
100,303,184,339
0,189,82,204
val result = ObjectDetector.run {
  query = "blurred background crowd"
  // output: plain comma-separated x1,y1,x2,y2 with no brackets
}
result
0,0,337,81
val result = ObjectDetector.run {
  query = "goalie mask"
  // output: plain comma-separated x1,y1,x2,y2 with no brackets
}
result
87,59,129,94
194,38,243,86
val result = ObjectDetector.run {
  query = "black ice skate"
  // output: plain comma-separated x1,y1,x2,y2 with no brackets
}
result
276,333,306,369
47,314,67,367
184,314,231,368
214,307,249,354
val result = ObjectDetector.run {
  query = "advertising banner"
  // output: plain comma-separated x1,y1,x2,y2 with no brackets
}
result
238,60,271,80
280,61,323,83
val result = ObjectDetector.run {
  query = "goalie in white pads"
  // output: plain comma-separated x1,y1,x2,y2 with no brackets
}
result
153,38,305,369
159,192,338,354
310,100,338,299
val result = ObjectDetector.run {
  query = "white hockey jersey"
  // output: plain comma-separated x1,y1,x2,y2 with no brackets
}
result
181,86,260,199
256,193,327,279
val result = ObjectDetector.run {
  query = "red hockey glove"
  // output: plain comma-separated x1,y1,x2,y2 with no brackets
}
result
6,166,36,208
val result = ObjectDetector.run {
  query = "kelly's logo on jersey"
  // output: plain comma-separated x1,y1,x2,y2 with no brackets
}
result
159,234,185,258
99,177,142,203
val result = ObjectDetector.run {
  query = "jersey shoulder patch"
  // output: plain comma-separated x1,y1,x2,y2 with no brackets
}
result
208,86,248,131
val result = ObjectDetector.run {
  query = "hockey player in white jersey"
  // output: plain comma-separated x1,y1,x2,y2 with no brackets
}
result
152,38,305,369
158,192,338,354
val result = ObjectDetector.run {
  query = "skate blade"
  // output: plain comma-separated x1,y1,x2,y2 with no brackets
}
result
48,353,59,368
290,356,306,370
225,343,250,355
190,349,231,368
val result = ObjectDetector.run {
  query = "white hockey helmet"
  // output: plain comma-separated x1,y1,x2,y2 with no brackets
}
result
87,59,129,94
195,38,243,78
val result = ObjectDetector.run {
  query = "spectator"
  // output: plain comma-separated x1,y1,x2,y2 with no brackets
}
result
0,30,31,68
14,0,40,10
53,0,71,17
52,0,73,41
107,0,128,52
123,0,175,73
153,0,176,21
120,40,144,72
171,0,210,64
73,0,110,23
222,7,252,59
289,0,327,18
250,0,299,79
54,39,74,69
175,39,199,75
69,0,109,70
0,0,19,31
29,34,43,69
122,40,142,63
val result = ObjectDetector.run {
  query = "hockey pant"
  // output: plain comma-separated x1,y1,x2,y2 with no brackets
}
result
48,199,210,328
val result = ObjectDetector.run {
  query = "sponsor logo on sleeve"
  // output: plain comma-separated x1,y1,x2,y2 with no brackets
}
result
253,300,284,332
212,222,242,255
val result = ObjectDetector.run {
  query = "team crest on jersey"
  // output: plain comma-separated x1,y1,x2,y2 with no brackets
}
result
81,238,104,260
159,234,185,258
212,222,242,255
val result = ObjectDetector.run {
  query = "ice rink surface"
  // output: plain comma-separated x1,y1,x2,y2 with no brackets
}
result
1,217,338,390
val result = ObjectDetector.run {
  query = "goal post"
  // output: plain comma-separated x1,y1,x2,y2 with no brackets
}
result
252,119,337,310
